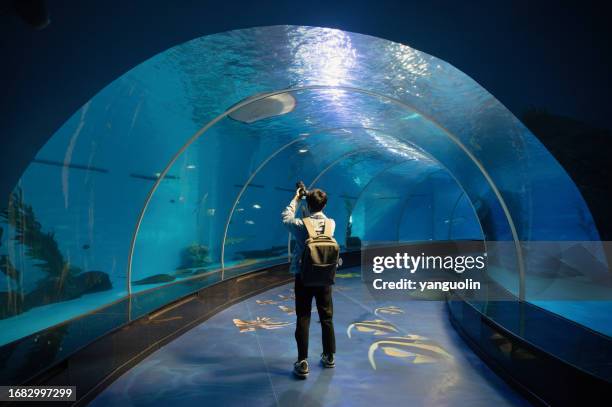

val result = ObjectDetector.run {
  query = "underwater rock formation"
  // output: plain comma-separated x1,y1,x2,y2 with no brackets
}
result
0,188,112,319
178,243,211,269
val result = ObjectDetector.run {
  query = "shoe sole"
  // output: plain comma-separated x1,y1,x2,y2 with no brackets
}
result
293,370,309,379
321,361,335,368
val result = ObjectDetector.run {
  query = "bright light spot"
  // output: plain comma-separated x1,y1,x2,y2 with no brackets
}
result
298,149,308,154
236,208,244,212
385,41,430,77
245,220,255,225
291,27,356,88
207,208,215,216
252,204,261,209
187,164,196,169
155,172,161,178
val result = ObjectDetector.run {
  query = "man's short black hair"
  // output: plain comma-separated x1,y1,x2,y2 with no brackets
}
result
306,188,327,213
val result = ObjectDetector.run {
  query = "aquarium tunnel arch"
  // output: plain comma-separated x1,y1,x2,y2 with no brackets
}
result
1,25,610,399
128,86,500,290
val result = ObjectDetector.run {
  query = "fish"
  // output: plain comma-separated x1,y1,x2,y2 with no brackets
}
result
368,335,453,369
193,193,208,214
490,332,512,355
277,293,295,301
232,317,293,332
346,320,399,338
374,306,404,316
278,305,295,315
82,244,90,250
256,299,279,305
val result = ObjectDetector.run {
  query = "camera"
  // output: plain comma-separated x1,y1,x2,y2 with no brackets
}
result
296,181,308,199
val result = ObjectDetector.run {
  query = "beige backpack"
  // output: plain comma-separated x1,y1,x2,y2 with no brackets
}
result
300,218,340,286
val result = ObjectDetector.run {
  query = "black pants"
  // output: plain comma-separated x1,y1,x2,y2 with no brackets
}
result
294,276,336,361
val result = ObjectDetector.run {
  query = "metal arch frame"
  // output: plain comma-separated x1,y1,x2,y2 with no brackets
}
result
127,84,525,299
219,126,386,276
210,126,443,279
448,191,467,240
219,136,306,277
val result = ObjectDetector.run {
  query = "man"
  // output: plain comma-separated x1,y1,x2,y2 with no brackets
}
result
282,186,336,379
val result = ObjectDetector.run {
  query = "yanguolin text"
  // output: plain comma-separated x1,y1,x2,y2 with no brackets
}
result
372,279,481,292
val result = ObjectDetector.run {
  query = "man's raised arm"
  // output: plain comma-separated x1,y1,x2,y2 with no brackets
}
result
281,190,303,233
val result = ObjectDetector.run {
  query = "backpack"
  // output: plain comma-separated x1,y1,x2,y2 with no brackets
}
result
300,217,340,286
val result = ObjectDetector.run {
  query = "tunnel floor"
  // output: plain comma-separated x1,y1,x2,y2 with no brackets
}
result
91,267,530,407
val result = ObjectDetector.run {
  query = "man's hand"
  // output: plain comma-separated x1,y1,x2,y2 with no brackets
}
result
295,181,307,200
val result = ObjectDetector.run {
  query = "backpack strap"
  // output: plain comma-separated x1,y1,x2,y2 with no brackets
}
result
302,217,317,238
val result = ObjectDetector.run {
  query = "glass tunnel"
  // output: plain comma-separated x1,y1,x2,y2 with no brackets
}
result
1,26,610,399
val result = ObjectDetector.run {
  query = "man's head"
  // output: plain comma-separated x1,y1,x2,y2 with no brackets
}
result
306,188,327,213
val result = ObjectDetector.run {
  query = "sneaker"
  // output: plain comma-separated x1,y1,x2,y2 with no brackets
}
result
320,353,335,368
293,359,309,378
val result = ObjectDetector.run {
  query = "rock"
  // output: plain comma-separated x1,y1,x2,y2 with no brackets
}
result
132,274,176,285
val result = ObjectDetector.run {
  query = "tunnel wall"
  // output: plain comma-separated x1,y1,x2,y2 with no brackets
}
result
0,26,607,384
